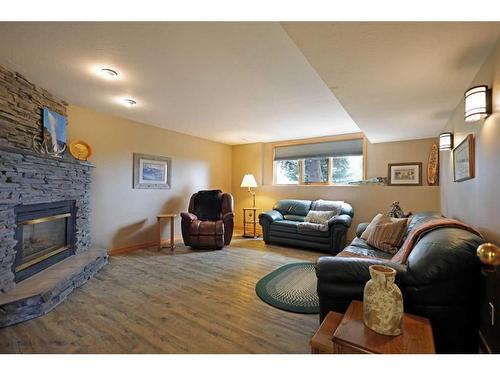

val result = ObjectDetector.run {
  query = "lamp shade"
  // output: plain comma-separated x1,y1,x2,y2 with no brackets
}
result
439,132,453,151
240,174,258,188
464,85,491,122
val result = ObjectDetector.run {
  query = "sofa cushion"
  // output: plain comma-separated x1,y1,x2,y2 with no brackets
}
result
273,200,312,217
283,214,305,222
190,220,224,235
304,210,337,224
193,190,222,221
339,245,393,260
406,211,443,237
270,220,299,232
366,217,408,254
270,220,330,237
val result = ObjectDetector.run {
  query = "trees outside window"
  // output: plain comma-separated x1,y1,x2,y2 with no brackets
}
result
275,156,363,185
275,160,299,184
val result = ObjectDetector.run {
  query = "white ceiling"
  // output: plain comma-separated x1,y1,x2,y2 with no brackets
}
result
0,22,359,145
0,23,498,145
282,22,500,143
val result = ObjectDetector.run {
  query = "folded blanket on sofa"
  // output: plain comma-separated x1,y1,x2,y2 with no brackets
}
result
391,217,482,264
297,221,329,232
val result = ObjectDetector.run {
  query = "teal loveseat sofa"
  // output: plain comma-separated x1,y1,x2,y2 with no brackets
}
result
258,199,353,254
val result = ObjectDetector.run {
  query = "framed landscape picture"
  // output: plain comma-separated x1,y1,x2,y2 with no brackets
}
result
387,162,422,186
453,134,475,182
133,153,172,189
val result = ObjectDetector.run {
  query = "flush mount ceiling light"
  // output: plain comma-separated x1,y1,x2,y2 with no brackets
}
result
439,132,453,151
122,98,137,107
464,85,491,122
99,68,119,80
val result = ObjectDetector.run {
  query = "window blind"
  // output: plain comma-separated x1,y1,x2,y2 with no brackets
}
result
274,139,363,161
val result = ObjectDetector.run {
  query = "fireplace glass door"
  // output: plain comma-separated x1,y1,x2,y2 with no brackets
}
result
13,201,76,282
17,213,70,272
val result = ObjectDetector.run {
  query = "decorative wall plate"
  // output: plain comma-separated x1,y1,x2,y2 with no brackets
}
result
427,143,439,185
69,140,93,161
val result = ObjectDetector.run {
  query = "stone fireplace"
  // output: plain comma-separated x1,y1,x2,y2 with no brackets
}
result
0,64,107,327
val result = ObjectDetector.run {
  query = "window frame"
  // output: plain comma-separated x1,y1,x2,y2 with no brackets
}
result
272,133,367,186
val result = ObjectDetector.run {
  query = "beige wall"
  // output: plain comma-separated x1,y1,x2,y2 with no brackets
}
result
440,41,500,244
67,105,232,251
232,137,440,240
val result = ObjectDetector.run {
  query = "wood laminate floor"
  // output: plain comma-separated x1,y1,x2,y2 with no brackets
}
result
0,238,323,353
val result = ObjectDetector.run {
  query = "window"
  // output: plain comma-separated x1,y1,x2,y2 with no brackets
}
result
304,158,329,183
273,137,365,185
275,160,299,184
332,155,363,184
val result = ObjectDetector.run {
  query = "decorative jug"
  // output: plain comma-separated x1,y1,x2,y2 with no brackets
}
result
363,265,403,336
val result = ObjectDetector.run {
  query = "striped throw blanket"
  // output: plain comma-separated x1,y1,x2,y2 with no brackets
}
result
390,218,482,264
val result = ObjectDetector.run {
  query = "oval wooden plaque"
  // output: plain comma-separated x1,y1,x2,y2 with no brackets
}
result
427,143,439,185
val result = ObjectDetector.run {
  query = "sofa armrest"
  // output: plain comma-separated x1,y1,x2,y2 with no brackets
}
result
315,256,414,285
327,214,352,228
259,210,283,223
356,222,369,238
181,212,198,222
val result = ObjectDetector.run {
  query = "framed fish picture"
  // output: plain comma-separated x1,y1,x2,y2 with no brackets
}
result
133,153,172,189
43,107,67,151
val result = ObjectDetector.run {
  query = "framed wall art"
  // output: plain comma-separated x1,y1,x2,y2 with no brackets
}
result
133,153,172,189
453,134,475,182
387,162,422,186
43,107,67,151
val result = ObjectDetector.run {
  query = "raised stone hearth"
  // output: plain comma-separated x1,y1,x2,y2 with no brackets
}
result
0,248,107,327
0,64,107,326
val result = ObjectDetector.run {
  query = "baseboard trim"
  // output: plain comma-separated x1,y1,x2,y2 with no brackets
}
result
234,225,263,236
108,241,159,256
109,236,185,256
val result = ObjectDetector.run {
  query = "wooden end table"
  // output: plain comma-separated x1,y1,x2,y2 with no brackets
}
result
311,300,435,354
156,214,176,251
243,207,260,238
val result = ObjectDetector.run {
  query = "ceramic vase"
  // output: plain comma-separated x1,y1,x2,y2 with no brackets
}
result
363,265,403,336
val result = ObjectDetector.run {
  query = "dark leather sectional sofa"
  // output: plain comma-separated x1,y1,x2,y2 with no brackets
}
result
315,212,485,353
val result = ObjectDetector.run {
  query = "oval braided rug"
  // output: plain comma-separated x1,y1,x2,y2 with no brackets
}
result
255,262,319,314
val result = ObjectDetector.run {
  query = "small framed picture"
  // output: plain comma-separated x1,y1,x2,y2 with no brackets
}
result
387,162,422,186
453,134,475,182
133,153,172,189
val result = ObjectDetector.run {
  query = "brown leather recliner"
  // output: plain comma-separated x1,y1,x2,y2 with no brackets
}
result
181,190,234,249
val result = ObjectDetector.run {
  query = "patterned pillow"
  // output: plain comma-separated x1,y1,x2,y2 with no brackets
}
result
366,218,409,254
304,210,336,224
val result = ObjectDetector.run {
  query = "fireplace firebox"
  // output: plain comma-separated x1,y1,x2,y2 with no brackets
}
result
13,200,76,282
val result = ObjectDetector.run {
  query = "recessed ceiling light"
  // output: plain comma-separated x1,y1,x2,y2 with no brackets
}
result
123,98,137,107
99,68,119,80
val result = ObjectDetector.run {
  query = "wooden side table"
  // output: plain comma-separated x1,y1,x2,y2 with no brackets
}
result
311,300,435,354
243,207,260,238
157,214,176,251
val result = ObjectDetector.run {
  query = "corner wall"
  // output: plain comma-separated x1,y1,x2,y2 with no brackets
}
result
67,105,232,251
440,41,500,244
232,137,440,240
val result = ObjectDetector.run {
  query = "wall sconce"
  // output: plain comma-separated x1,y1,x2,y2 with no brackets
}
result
439,132,453,151
464,85,492,122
